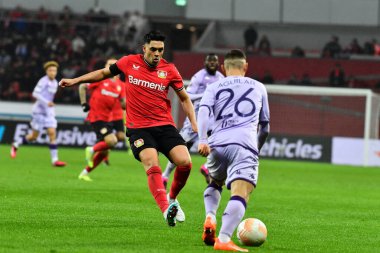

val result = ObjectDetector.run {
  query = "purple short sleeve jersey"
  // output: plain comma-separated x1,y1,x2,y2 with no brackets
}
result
182,69,224,130
199,76,270,155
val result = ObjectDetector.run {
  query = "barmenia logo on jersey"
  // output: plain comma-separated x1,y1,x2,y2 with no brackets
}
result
128,75,166,91
101,89,119,97
157,70,167,79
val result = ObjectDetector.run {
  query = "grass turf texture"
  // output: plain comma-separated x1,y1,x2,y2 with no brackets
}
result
0,145,379,253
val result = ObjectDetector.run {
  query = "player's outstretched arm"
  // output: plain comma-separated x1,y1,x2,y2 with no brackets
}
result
59,67,114,88
79,84,90,112
176,89,198,133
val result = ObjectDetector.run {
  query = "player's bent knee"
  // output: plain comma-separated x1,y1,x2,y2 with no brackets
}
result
105,134,118,147
175,158,192,168
117,132,126,142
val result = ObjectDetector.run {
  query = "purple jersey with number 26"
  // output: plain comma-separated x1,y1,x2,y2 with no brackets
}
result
199,76,270,155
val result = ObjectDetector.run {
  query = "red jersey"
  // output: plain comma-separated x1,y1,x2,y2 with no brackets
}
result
116,54,184,129
87,78,125,123
111,78,126,121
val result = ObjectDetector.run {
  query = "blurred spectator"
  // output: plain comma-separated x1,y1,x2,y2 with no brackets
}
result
244,25,258,54
0,49,11,67
287,73,299,85
258,35,271,56
72,35,85,54
9,5,25,19
291,46,305,58
329,63,346,87
321,35,342,58
363,40,375,55
347,75,357,88
9,5,27,33
262,70,274,84
59,5,73,22
15,39,28,58
1,81,30,101
36,6,49,20
373,40,380,56
344,38,363,55
300,73,312,86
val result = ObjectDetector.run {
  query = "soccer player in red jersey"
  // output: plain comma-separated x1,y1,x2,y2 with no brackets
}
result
102,86,128,165
59,31,197,227
77,58,126,181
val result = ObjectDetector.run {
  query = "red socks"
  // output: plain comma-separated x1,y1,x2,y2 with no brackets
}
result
146,166,169,213
86,152,107,172
93,141,109,152
169,163,192,200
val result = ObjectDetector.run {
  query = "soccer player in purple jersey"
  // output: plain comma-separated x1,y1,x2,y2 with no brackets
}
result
11,61,66,167
162,54,224,189
197,49,270,252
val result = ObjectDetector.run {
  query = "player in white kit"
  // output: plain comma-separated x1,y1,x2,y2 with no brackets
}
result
162,54,224,188
197,50,270,252
11,61,66,167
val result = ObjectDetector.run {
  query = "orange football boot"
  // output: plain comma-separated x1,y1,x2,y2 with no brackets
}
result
202,216,216,246
214,238,248,252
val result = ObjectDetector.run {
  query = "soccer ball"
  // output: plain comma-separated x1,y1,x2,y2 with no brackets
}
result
237,218,267,246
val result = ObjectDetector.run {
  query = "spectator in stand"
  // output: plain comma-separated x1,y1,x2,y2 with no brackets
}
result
321,35,342,58
287,73,299,85
300,73,312,86
0,49,11,67
363,40,375,55
258,35,271,56
291,46,305,58
329,63,346,87
347,75,357,88
9,5,27,33
72,35,86,55
59,5,73,22
373,39,380,56
262,70,274,84
36,6,49,20
244,25,258,54
344,38,363,55
1,81,30,101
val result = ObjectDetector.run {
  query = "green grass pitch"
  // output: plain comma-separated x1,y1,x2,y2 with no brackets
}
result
1,145,379,253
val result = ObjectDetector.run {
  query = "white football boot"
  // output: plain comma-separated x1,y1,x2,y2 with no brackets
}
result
167,193,185,222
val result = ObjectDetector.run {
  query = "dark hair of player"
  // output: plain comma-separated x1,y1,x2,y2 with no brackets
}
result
206,53,218,59
224,49,246,61
144,31,166,44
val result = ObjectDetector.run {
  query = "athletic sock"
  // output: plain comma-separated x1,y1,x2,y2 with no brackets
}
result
146,166,169,213
218,196,247,243
204,182,222,217
169,163,192,200
86,152,107,173
93,141,109,152
13,136,28,148
49,144,58,163
162,162,176,178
